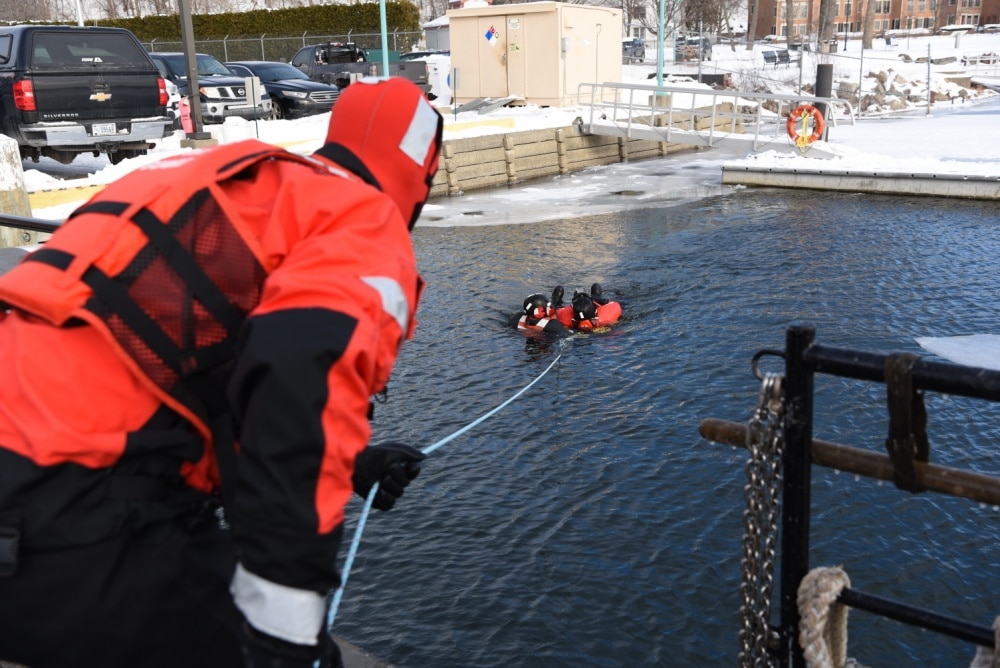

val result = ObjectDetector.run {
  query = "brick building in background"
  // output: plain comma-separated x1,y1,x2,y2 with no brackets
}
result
749,0,990,41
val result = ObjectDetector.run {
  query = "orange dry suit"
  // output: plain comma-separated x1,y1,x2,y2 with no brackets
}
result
0,78,442,649
552,301,623,330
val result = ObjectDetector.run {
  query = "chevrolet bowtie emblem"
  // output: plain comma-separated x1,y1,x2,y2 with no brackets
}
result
90,92,112,102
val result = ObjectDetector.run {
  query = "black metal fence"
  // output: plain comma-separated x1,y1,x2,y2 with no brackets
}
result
144,30,423,64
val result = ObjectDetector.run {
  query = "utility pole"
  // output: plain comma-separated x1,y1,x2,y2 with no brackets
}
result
178,0,215,146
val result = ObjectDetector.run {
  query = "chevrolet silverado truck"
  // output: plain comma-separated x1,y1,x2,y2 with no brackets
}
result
290,42,430,93
0,25,172,164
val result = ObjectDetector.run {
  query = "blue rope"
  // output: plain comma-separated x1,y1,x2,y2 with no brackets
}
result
327,353,562,629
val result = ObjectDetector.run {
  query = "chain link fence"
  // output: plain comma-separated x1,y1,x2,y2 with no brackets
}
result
145,30,423,63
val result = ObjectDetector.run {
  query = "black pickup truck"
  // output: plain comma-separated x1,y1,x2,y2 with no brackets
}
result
290,42,430,93
0,25,171,164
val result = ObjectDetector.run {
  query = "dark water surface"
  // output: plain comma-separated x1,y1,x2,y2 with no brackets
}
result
334,190,1000,667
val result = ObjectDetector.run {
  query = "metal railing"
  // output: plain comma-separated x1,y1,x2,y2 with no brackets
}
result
578,81,856,155
145,30,422,64
701,323,1000,667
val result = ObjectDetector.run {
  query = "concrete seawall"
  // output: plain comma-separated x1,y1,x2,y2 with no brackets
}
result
429,122,698,198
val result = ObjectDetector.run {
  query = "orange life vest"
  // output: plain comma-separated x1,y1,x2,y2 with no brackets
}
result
0,140,340,438
553,301,623,330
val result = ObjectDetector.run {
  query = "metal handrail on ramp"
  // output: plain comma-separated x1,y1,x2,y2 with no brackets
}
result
577,81,856,158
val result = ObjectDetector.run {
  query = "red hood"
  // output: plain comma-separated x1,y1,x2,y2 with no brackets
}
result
321,77,443,229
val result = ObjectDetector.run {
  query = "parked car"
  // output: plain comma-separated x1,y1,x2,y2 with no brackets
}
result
148,51,271,125
622,38,645,62
225,61,340,120
290,42,430,92
402,52,451,103
675,36,712,62
0,25,171,164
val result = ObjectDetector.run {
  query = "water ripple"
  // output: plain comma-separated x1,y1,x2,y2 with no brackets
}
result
334,190,1000,667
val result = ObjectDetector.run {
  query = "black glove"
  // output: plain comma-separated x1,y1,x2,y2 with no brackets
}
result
550,285,565,308
241,623,343,668
352,442,426,511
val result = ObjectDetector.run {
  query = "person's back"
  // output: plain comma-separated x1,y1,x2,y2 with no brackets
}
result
0,77,443,668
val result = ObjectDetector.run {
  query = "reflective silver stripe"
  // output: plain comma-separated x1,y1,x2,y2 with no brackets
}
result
362,276,409,332
399,96,439,166
231,562,325,645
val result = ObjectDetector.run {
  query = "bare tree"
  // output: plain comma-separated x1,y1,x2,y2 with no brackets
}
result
784,0,793,42
861,0,876,48
413,0,449,24
639,0,686,41
684,0,727,34
746,0,761,49
620,0,650,35
0,0,53,22
817,0,836,47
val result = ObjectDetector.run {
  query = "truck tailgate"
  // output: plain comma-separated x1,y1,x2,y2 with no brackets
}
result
30,71,164,122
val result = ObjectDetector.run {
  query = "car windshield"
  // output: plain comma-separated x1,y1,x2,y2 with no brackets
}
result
157,53,233,77
240,62,310,82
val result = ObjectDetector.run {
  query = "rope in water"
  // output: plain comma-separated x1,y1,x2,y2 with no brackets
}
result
327,353,563,629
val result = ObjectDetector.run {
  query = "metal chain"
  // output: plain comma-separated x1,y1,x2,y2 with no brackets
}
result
738,373,785,668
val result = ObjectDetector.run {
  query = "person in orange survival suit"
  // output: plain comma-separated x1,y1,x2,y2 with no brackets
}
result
0,77,442,668
547,284,622,331
516,292,570,335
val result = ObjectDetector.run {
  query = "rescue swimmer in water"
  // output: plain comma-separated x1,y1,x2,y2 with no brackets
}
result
517,283,623,335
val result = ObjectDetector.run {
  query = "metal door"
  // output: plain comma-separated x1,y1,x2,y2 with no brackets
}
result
477,17,507,98
504,15,526,98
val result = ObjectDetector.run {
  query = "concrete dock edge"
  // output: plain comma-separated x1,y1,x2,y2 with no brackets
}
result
721,164,1000,199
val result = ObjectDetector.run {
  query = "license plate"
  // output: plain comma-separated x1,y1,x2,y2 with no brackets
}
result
91,123,117,136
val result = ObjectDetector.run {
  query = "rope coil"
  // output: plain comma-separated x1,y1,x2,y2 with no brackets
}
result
797,566,851,668
969,616,1000,668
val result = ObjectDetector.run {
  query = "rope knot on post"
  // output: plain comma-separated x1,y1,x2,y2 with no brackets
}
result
798,566,851,668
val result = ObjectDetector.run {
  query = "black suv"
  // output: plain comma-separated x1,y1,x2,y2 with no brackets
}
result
225,61,339,120
149,52,271,125
0,25,171,164
622,38,645,62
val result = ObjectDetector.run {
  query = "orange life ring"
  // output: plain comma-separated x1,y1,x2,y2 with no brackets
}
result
786,104,825,147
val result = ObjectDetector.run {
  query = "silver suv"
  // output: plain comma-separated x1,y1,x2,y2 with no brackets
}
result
149,52,271,125
675,36,712,62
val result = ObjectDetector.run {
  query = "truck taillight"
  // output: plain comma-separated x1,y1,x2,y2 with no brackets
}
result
157,77,168,107
13,80,35,111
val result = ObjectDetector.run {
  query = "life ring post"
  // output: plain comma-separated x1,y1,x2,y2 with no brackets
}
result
815,64,834,139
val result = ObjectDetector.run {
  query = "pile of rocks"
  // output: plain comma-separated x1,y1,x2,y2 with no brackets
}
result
835,69,987,113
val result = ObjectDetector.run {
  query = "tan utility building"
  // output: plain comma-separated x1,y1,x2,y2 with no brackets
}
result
447,1,622,107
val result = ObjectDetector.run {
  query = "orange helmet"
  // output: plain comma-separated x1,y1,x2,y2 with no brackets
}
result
322,77,443,229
